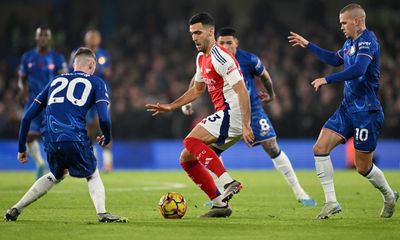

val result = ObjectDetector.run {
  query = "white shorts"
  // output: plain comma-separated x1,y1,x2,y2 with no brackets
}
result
198,109,242,151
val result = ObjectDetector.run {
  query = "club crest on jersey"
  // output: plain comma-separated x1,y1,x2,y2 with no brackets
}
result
203,78,216,90
346,45,356,56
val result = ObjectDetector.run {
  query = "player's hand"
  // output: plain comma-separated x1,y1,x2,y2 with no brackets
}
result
145,103,173,116
17,152,28,164
242,124,255,148
288,32,309,48
258,91,274,103
97,135,111,147
311,78,327,91
181,103,194,115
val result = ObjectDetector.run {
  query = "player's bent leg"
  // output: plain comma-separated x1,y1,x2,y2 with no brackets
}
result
203,147,225,207
87,169,106,214
4,172,60,221
185,125,241,202
355,151,398,218
86,169,128,223
179,149,225,205
313,128,344,219
262,138,316,206
27,133,46,179
179,149,231,217
313,128,345,155
184,125,226,176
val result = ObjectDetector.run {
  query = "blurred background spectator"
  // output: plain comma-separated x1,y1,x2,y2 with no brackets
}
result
0,0,399,139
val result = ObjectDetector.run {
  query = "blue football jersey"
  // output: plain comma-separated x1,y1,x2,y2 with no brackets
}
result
235,49,265,110
336,29,382,113
35,71,110,142
19,48,67,104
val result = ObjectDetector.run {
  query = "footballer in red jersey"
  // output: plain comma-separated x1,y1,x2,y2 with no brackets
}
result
146,12,253,218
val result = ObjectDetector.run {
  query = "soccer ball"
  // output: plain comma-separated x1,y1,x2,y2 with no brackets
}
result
158,192,187,219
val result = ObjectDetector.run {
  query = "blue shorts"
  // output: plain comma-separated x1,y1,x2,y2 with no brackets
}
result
323,105,384,152
44,141,97,179
250,108,277,146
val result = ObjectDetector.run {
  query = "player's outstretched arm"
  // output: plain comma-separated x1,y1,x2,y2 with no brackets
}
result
146,81,206,116
232,80,255,147
288,32,343,67
17,101,45,163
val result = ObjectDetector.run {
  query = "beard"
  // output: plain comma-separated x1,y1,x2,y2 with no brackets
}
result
199,39,210,53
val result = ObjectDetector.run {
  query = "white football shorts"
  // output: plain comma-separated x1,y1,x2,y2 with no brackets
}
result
198,109,242,150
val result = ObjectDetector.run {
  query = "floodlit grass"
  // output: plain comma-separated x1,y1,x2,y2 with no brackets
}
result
0,170,399,240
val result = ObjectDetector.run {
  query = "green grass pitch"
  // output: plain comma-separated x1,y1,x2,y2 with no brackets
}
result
0,170,399,240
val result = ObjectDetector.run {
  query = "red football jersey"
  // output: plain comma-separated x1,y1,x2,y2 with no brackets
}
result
194,44,243,112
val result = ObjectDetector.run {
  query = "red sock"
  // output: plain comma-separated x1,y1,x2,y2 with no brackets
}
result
184,137,226,177
180,160,219,200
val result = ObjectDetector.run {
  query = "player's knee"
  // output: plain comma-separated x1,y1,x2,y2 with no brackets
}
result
179,149,195,163
86,169,100,181
183,137,200,152
262,139,280,158
313,143,329,155
211,146,224,157
48,172,63,184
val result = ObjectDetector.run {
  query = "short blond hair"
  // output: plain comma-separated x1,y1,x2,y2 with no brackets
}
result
340,3,366,20
74,47,96,61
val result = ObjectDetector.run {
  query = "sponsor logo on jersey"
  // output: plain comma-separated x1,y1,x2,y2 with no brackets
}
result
226,64,238,75
358,41,371,50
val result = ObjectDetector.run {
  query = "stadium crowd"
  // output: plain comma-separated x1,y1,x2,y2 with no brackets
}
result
0,0,399,139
